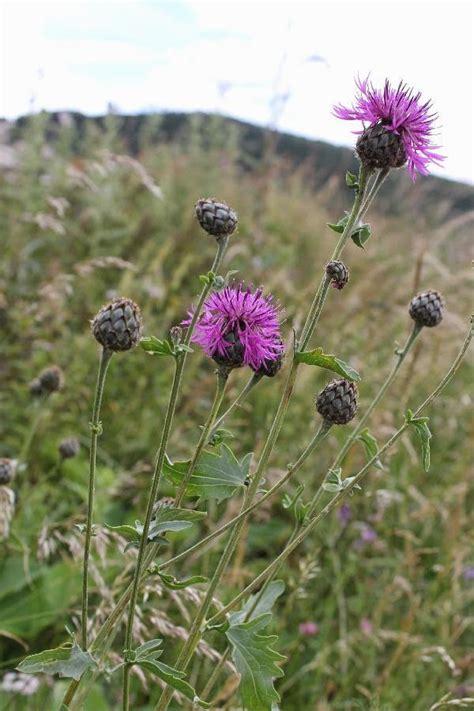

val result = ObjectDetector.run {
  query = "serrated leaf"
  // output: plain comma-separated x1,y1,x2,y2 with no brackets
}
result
140,336,175,357
229,581,285,626
137,659,210,708
356,429,384,470
226,613,286,711
17,641,97,680
405,410,432,472
157,572,208,590
105,523,141,542
163,445,252,501
294,347,360,382
351,223,372,248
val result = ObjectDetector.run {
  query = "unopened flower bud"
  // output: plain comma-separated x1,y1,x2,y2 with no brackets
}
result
316,379,359,425
92,298,142,352
326,261,349,290
170,325,183,347
58,437,80,460
252,352,284,378
195,198,238,238
35,366,64,395
409,290,445,328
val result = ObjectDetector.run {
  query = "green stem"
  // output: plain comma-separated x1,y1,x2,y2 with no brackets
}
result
121,238,229,711
208,371,262,440
19,394,47,462
81,347,113,650
331,322,422,472
154,421,332,711
159,421,331,572
63,236,229,710
154,168,370,711
174,369,229,507
205,318,473,625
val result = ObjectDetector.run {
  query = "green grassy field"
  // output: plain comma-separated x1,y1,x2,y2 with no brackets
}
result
0,113,472,711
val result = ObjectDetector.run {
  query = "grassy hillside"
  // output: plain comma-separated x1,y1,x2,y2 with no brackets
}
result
0,112,472,710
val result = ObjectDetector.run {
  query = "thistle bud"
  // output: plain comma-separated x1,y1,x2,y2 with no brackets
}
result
409,290,445,328
33,366,64,395
356,123,407,172
195,198,238,238
29,378,44,397
252,351,284,378
326,261,350,290
58,437,80,460
0,458,16,485
92,298,142,352
316,379,359,425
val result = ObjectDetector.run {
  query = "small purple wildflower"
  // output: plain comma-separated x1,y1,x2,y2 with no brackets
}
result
354,525,378,549
188,284,283,371
299,621,319,636
334,77,444,179
463,566,474,581
337,503,352,526
360,617,373,636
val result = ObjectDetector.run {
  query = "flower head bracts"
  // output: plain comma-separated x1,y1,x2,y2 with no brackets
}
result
188,284,284,371
334,77,444,179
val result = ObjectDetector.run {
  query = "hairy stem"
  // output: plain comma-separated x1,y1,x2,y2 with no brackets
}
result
81,347,113,650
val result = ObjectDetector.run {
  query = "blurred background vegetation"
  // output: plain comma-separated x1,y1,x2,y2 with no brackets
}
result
0,111,472,710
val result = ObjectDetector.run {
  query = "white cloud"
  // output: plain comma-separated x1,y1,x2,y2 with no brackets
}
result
1,0,472,183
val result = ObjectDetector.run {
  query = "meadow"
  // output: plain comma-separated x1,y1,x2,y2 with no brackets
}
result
0,111,472,710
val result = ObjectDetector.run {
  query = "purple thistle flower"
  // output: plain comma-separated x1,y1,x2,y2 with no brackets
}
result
187,284,284,371
334,76,444,179
463,566,474,582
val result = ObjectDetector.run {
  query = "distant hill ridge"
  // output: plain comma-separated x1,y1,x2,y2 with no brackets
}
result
3,111,473,227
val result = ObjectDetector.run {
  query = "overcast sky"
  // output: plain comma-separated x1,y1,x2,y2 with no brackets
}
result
1,0,473,183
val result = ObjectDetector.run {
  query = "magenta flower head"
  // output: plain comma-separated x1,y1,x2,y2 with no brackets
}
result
334,77,444,179
188,284,284,372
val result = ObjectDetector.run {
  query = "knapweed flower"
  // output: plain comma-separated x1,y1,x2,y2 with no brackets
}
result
188,284,283,371
299,621,319,637
334,77,444,179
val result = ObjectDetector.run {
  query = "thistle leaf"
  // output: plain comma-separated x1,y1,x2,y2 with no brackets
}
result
17,641,97,680
226,613,286,711
405,409,432,472
229,581,285,626
356,428,384,469
163,445,252,501
138,659,210,708
294,347,360,382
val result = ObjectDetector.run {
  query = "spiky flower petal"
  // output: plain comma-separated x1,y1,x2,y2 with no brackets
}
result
334,77,444,179
188,284,283,371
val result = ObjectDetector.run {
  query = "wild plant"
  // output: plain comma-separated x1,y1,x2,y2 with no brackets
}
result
13,78,473,711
